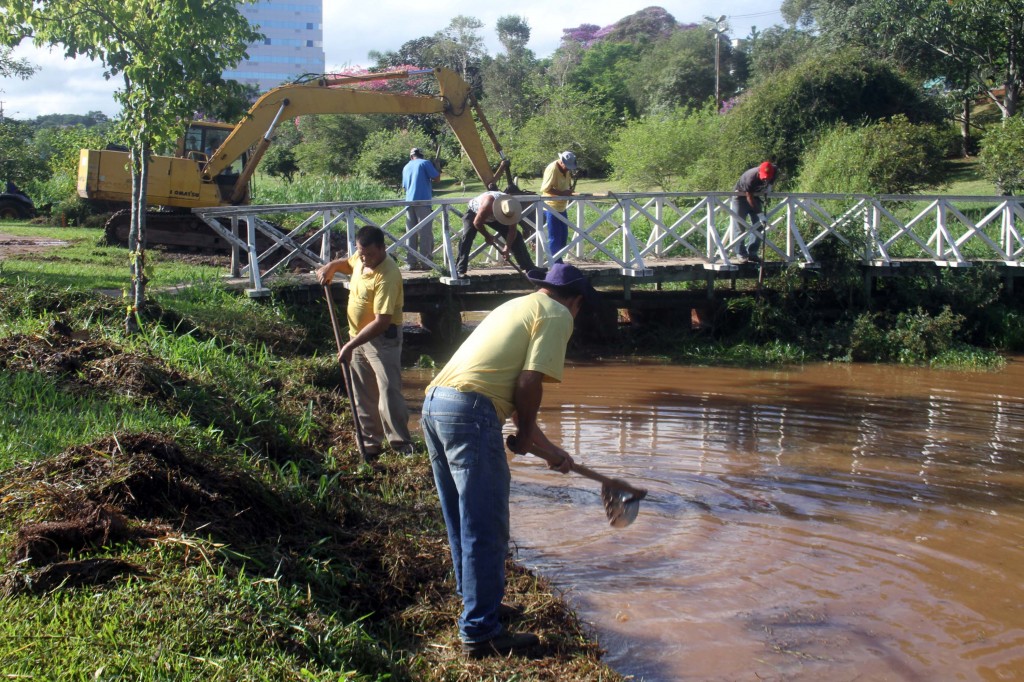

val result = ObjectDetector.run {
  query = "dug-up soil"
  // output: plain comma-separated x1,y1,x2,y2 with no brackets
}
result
0,232,69,260
0,323,624,681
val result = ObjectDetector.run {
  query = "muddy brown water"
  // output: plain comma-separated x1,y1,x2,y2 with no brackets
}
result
404,358,1024,681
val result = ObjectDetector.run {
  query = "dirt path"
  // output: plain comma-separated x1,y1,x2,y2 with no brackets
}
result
0,232,68,260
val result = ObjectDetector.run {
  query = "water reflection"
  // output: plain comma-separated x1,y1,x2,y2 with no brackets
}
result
405,359,1024,681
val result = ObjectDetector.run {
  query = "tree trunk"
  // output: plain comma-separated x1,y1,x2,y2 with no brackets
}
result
960,97,971,157
125,139,149,334
1005,29,1020,119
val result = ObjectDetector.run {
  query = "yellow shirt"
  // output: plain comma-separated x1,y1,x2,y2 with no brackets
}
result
427,292,574,421
541,160,572,212
345,252,404,337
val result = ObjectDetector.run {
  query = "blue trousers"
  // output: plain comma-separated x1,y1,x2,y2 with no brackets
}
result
421,386,510,643
545,209,568,264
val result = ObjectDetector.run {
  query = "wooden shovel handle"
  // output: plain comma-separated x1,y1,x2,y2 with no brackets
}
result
505,435,647,498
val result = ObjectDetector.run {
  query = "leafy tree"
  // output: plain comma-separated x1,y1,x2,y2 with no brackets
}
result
610,104,718,190
0,119,47,186
353,128,435,187
261,120,301,182
429,15,486,86
598,7,688,44
745,26,818,84
29,111,112,129
294,114,378,177
27,124,108,210
0,44,34,79
194,80,261,124
781,0,1024,119
796,116,951,194
546,38,586,88
627,28,728,114
698,47,945,188
482,15,539,128
512,87,615,177
369,36,440,72
567,41,643,117
1,0,259,332
496,15,530,53
979,116,1024,194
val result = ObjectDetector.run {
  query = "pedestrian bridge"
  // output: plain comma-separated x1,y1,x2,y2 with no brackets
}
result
194,191,1024,297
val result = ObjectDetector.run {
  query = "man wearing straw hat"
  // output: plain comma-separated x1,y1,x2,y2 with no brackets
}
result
421,262,598,658
454,190,535,276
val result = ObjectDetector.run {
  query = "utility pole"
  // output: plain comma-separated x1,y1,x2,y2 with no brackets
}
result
705,15,727,111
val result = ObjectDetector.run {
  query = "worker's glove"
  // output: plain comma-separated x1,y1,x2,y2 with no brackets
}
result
756,212,768,227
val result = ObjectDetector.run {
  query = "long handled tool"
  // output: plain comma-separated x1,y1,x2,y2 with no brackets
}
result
323,285,370,462
506,435,648,528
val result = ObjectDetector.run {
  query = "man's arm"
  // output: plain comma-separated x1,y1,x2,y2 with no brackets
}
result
339,312,392,363
316,257,354,285
511,370,573,473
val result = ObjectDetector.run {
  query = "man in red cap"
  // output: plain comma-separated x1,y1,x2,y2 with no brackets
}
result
731,161,776,260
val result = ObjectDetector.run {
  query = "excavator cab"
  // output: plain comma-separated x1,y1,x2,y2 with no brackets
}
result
178,122,249,202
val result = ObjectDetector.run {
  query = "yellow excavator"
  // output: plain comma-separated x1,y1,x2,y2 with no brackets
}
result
77,67,515,250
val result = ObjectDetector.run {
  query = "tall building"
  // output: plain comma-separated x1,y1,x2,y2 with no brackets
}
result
223,1,326,92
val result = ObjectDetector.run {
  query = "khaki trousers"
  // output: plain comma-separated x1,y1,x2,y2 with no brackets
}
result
350,328,413,453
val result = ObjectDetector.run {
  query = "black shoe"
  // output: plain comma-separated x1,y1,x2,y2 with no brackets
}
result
498,602,524,621
392,443,417,456
462,628,539,659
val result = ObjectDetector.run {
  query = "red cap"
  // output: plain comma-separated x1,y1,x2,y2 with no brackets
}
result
758,161,776,181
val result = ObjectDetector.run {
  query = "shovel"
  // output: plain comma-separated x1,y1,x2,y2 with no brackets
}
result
506,435,648,528
323,285,371,462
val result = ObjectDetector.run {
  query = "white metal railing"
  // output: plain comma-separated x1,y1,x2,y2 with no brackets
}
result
193,192,1024,295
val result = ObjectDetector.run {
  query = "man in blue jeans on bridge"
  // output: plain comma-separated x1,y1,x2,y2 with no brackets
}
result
541,151,577,263
421,263,598,658
401,147,441,270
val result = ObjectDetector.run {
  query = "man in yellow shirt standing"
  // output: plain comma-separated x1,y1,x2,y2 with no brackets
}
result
316,225,414,457
540,151,577,264
422,263,598,658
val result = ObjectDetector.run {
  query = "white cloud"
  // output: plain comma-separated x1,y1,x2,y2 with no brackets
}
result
1,2,783,119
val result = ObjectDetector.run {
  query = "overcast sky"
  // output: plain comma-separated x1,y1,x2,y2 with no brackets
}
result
0,1,784,120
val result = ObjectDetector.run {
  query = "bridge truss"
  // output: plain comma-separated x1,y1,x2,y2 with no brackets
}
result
194,192,1024,296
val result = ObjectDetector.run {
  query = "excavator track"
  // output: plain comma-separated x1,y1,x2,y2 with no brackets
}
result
103,209,270,253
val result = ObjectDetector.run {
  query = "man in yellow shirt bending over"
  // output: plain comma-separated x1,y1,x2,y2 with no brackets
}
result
422,263,598,658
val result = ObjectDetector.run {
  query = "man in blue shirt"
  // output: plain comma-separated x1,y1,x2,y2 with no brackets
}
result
402,148,441,270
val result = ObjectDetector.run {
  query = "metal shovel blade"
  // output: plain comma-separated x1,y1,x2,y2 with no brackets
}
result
602,483,646,528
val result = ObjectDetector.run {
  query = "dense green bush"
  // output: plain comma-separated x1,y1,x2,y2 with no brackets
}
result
979,116,1024,194
296,114,383,178
849,306,965,363
352,128,434,187
511,87,615,177
688,47,945,190
796,116,951,194
609,104,717,190
253,174,394,205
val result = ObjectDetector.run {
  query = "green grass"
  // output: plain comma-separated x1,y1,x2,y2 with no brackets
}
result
0,225,224,291
0,370,180,469
0,276,620,681
943,157,998,195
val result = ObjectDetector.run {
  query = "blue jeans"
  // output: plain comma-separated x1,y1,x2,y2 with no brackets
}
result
731,196,761,256
545,208,568,263
421,386,509,643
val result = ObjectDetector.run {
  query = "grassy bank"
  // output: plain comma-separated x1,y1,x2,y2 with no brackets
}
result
0,266,622,679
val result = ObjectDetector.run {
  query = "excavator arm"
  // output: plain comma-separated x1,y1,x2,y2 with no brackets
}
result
79,67,516,252
202,67,506,202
